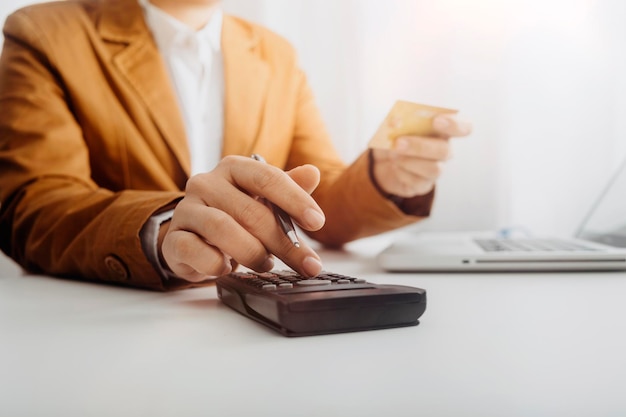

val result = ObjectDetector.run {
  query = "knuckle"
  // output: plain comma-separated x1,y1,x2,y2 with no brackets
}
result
253,166,283,191
220,154,241,166
235,200,268,227
184,175,200,193
184,173,211,193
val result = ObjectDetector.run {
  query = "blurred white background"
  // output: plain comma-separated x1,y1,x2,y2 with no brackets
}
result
1,0,625,238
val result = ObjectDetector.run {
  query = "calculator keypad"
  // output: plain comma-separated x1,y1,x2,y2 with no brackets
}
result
230,271,366,291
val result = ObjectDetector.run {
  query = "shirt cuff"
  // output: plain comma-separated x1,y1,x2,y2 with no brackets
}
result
140,208,178,281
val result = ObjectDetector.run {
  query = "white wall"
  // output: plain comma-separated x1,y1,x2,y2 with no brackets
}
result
2,0,625,237
223,0,626,236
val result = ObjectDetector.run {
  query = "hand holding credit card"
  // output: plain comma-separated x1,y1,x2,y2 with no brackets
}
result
368,100,458,149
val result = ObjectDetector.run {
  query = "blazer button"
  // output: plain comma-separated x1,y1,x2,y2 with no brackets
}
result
104,255,130,281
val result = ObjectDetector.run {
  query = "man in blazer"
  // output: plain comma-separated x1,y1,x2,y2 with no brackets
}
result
0,0,470,290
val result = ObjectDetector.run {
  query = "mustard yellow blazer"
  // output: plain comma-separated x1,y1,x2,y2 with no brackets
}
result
0,0,431,290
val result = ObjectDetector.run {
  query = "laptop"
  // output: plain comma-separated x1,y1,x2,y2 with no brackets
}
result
377,157,626,272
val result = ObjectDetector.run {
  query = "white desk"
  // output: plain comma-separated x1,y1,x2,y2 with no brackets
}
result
2,237,626,417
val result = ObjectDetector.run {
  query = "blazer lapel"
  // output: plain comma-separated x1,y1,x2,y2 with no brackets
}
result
97,0,191,176
221,16,270,158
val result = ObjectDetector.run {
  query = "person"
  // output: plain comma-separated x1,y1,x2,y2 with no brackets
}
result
0,0,471,290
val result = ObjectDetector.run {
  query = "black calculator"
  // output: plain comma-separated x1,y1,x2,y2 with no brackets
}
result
216,270,427,337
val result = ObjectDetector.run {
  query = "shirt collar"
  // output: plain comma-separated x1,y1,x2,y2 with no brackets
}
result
139,0,223,54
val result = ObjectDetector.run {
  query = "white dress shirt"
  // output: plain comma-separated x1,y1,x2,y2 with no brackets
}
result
138,1,225,280
139,0,224,174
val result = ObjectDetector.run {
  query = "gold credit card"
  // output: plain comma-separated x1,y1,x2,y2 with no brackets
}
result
368,100,458,149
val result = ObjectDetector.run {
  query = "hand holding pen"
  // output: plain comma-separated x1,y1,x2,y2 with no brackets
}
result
160,155,326,281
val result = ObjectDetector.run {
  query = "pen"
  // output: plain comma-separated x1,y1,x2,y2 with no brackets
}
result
251,154,300,248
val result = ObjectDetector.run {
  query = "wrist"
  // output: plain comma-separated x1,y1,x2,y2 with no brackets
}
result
140,208,178,281
367,149,405,206
156,217,172,273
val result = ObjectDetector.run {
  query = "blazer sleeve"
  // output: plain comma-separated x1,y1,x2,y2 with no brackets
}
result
0,10,187,290
285,66,434,247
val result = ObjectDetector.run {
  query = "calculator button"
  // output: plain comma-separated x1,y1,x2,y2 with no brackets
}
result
337,279,351,284
262,284,277,290
278,283,293,289
296,279,332,286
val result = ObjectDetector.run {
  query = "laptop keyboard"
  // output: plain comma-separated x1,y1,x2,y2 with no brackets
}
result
474,238,600,252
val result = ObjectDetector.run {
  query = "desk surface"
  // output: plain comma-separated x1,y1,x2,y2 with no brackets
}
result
1,236,626,417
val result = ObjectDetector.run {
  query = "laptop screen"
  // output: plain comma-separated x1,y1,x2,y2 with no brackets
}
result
577,156,626,248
